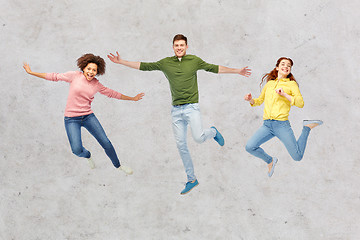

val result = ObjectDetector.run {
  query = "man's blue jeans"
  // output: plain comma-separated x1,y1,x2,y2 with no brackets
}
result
245,120,311,164
171,103,216,182
64,113,121,168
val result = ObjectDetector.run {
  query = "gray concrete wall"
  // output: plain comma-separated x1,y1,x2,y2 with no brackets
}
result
1,0,359,239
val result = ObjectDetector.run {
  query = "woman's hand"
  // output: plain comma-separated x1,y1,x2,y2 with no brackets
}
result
244,93,252,101
275,88,285,96
244,93,255,105
23,62,32,74
133,92,145,101
276,88,292,102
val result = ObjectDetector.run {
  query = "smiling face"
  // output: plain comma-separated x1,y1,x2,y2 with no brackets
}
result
173,40,188,58
83,63,98,81
276,59,292,79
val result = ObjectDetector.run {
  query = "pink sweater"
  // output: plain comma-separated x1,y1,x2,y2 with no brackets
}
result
45,71,122,117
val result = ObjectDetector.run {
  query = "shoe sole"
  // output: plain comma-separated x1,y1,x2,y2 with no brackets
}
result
303,120,323,126
180,182,199,195
268,158,278,177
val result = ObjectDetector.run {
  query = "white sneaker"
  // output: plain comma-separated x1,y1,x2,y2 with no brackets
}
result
119,165,133,175
87,157,95,169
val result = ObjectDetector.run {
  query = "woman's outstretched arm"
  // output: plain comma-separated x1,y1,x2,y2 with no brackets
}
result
120,93,145,101
23,63,46,79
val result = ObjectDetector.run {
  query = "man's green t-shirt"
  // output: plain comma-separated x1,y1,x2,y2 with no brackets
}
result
140,54,219,106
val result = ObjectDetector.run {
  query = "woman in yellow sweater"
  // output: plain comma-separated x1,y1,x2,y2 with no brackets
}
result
244,57,323,177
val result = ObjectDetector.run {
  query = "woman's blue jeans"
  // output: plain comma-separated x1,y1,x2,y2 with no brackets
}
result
64,113,120,168
245,120,311,164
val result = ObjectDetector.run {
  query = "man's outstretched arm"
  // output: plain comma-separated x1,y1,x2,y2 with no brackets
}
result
218,65,252,77
107,51,141,70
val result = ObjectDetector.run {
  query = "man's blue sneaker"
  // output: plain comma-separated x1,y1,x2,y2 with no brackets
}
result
180,179,199,195
211,126,224,146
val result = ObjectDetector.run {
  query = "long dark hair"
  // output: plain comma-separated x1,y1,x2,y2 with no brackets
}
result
260,57,297,88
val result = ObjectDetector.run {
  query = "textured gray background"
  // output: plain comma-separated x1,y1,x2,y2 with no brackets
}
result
1,0,360,239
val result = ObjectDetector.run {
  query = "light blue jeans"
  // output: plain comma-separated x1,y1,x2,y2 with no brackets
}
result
245,120,311,164
171,103,216,182
64,113,121,168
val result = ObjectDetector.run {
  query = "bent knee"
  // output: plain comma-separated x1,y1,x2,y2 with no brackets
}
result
193,136,205,144
245,144,255,153
176,140,187,149
292,155,303,161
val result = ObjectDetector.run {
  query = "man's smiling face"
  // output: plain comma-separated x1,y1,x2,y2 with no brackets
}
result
173,40,188,58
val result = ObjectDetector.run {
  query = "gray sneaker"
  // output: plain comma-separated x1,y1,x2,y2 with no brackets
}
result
119,165,133,175
303,120,323,126
87,157,95,169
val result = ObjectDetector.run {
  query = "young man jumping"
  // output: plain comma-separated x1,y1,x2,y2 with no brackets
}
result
108,34,251,194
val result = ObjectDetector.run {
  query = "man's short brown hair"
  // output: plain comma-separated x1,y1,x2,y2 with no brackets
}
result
173,34,187,45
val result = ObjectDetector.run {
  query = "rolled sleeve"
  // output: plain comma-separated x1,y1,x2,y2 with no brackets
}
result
252,98,264,107
290,96,304,108
289,83,304,108
251,84,267,107
197,58,219,73
140,62,161,71
45,71,77,83
98,82,122,100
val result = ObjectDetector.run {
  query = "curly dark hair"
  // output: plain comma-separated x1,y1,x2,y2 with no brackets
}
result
77,53,106,75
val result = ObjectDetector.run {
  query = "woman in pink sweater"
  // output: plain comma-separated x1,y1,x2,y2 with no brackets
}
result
23,53,144,175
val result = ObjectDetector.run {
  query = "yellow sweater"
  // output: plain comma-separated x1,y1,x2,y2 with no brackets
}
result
251,78,304,121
